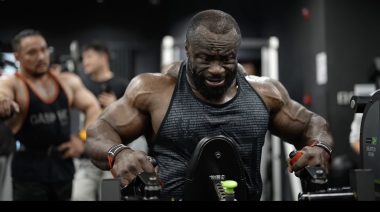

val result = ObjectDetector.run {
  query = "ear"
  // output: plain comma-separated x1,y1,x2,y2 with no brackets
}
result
100,51,108,59
102,52,109,63
14,52,20,61
185,41,190,57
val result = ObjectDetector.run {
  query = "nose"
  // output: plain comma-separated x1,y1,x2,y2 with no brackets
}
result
208,61,225,76
38,50,47,61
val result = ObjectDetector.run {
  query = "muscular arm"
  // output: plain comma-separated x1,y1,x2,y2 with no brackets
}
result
0,76,19,119
86,74,149,170
267,78,333,150
249,76,333,173
55,73,101,158
64,73,101,129
0,76,15,100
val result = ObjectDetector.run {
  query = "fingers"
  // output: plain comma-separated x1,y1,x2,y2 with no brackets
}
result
0,99,19,118
70,135,85,154
137,153,155,173
57,142,69,152
62,147,74,159
61,145,82,159
11,101,20,113
59,137,84,159
57,142,71,159
294,169,303,177
112,151,156,188
115,161,144,188
288,146,330,176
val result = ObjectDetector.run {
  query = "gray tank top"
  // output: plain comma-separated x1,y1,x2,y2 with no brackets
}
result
153,62,269,200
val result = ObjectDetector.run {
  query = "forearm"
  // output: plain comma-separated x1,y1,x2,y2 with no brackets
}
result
85,118,123,170
303,114,334,150
82,104,101,129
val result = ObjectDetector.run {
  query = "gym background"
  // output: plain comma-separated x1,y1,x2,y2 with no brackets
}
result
1,0,380,200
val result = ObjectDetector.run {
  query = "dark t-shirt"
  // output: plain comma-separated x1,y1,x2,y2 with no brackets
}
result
83,76,129,100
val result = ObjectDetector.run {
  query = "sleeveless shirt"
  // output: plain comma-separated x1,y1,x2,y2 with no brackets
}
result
153,63,269,200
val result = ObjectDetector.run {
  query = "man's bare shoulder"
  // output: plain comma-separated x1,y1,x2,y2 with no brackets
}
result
245,75,278,92
56,72,88,92
160,61,183,78
56,71,81,83
245,75,285,111
0,74,21,90
124,73,176,111
130,60,181,93
0,74,18,83
128,72,176,94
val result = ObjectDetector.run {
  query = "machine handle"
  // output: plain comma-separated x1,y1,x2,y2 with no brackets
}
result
289,150,303,166
350,96,371,113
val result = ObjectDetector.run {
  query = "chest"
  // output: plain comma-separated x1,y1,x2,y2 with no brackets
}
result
26,77,72,102
157,82,270,144
166,102,268,137
155,94,269,159
15,77,72,113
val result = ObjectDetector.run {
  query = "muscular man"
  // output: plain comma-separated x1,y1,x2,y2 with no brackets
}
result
0,29,101,200
86,10,334,200
71,42,145,201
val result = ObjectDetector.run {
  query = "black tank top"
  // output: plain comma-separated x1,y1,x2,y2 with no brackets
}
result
153,62,269,200
12,72,74,183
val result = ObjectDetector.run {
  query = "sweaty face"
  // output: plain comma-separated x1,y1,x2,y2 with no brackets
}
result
187,27,240,100
16,35,50,77
82,49,106,75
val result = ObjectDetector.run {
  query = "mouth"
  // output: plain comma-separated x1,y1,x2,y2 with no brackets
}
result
205,78,225,87
37,63,48,69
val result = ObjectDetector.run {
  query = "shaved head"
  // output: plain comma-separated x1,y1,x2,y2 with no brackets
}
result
186,9,241,46
185,10,241,101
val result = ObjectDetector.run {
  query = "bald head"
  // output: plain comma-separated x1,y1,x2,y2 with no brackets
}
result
186,10,241,46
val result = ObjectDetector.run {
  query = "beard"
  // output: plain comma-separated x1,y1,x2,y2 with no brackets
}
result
25,67,48,78
187,60,237,101
31,71,48,78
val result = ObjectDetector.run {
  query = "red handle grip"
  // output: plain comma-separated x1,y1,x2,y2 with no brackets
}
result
289,151,303,166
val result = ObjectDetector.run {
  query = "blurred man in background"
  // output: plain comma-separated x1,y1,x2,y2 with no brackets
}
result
0,29,101,200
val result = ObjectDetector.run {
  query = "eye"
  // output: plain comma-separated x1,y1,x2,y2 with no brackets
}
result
41,47,48,53
223,55,235,63
228,53,236,59
27,50,37,56
196,54,211,63
197,54,207,60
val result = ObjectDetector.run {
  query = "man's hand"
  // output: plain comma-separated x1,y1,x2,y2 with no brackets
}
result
288,145,331,177
58,135,85,159
111,149,156,188
98,92,117,108
0,97,20,119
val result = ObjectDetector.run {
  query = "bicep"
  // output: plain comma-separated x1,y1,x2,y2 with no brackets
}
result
269,99,312,143
266,79,312,144
72,84,99,112
100,96,147,141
